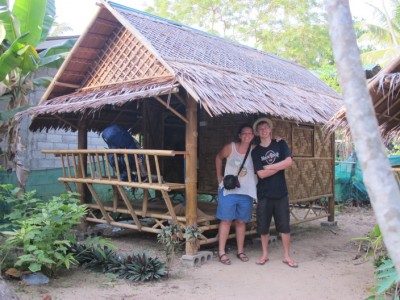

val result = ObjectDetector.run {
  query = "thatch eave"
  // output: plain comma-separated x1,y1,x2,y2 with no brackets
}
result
169,60,342,124
327,56,400,141
17,78,179,132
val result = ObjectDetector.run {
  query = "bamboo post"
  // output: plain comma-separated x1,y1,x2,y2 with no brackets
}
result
328,132,335,222
77,120,88,231
185,95,198,255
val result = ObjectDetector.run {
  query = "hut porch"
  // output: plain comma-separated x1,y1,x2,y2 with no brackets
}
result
43,147,331,246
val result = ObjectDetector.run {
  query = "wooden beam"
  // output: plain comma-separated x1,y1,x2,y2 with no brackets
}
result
77,119,88,230
42,149,186,155
185,94,198,255
54,81,81,89
75,46,100,56
154,96,188,124
94,17,120,28
62,70,87,77
116,186,142,230
54,115,78,130
84,31,109,41
328,133,335,222
78,75,175,91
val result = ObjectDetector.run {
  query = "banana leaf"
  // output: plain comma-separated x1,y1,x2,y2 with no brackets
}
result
0,34,39,80
0,0,20,42
12,0,49,46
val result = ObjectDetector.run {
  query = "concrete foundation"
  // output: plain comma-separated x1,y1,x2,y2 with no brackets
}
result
320,221,338,227
181,251,213,267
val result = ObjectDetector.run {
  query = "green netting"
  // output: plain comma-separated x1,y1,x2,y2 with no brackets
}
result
335,154,400,204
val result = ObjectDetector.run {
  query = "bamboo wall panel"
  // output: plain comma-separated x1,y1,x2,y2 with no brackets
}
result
83,26,171,87
314,126,332,158
198,112,334,201
198,113,253,192
287,159,333,199
292,126,314,157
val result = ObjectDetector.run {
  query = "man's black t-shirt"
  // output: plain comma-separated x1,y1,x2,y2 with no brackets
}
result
251,140,292,200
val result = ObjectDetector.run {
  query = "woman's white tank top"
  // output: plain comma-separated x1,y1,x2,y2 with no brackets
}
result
222,142,257,199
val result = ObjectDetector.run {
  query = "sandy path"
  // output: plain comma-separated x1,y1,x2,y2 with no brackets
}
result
9,207,376,300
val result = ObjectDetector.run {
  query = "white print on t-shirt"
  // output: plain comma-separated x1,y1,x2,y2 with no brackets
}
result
261,150,280,164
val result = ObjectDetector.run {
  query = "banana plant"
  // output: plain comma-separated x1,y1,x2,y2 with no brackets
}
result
0,0,76,172
0,0,76,114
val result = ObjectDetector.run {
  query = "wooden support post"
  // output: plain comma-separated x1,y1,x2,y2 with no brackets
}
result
77,120,89,230
328,132,335,222
185,95,198,255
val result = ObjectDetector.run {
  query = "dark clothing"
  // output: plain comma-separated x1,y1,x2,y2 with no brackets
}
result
256,195,290,234
251,140,292,200
101,124,139,181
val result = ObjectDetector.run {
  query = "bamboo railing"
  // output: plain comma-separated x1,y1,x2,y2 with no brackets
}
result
42,149,188,233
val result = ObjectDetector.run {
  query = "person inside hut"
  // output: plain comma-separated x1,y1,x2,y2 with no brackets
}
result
251,118,298,268
215,124,257,265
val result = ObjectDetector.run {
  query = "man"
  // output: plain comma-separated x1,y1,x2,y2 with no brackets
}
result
251,117,298,268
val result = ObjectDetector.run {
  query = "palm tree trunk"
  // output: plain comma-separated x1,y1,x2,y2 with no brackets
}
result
324,0,400,274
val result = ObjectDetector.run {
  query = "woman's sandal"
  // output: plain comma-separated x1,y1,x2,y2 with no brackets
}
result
219,253,231,265
236,252,249,262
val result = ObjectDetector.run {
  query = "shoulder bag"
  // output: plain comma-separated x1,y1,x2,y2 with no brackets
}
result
223,144,251,190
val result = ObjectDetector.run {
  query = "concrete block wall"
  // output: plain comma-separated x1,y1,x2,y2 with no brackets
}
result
16,67,107,172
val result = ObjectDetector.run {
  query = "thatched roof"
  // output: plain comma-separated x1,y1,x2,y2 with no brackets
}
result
18,0,341,132
328,56,400,141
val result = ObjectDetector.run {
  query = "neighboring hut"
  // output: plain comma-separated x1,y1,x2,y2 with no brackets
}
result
17,0,342,253
329,56,400,141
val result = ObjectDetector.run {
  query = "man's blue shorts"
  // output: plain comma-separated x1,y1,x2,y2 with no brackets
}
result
216,188,253,222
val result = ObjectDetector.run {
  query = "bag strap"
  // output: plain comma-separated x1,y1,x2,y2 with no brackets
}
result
236,143,252,176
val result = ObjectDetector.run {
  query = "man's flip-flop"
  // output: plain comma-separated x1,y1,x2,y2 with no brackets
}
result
255,258,269,265
282,260,298,268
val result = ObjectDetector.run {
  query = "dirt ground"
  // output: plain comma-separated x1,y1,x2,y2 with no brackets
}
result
8,206,377,300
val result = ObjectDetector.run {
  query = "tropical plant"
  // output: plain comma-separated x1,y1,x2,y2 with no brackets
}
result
0,184,42,223
69,242,167,282
0,190,87,276
357,0,400,67
68,237,117,272
183,225,201,247
312,65,341,93
367,259,400,299
111,253,166,282
0,0,76,170
157,224,183,265
353,224,400,299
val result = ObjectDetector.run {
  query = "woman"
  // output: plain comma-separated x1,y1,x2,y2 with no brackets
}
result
215,124,257,265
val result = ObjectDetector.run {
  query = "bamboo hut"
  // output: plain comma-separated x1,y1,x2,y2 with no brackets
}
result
17,0,342,254
329,56,400,141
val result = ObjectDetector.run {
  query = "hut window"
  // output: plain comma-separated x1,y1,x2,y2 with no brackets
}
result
291,125,314,157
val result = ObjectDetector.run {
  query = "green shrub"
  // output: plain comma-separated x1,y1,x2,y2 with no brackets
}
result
0,190,87,276
69,241,166,282
68,236,117,272
108,253,166,282
157,224,183,264
353,225,399,299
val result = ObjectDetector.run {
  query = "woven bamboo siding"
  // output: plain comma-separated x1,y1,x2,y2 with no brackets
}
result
83,26,171,88
287,159,333,199
314,126,333,158
198,111,334,200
